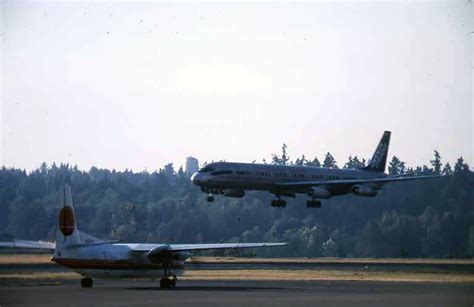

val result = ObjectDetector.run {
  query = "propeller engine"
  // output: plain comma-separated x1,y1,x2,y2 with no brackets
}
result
147,246,190,263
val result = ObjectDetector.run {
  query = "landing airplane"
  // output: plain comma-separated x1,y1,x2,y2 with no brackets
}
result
191,131,442,208
0,185,286,288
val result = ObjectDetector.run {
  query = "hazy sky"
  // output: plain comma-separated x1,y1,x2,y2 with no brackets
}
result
1,0,472,172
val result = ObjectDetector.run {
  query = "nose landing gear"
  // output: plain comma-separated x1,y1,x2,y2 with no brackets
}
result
207,194,215,202
80,277,93,288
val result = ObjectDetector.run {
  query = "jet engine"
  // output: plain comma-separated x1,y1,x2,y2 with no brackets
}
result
351,184,377,197
308,187,331,199
221,189,245,198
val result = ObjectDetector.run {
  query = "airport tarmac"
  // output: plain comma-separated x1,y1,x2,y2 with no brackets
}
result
1,279,473,307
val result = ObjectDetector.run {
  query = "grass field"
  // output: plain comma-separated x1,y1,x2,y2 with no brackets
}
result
187,256,474,265
2,254,473,265
0,254,52,264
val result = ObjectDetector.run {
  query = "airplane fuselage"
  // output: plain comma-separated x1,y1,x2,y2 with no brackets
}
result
192,162,385,197
190,131,441,208
52,243,185,279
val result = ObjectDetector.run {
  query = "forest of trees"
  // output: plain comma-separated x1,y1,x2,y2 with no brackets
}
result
0,147,472,258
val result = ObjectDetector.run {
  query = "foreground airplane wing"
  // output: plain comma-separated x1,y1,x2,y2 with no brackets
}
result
0,240,56,250
140,242,287,260
167,242,287,252
0,241,286,253
276,174,444,189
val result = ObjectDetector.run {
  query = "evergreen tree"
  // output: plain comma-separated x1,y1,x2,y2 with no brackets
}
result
272,143,290,165
160,163,175,177
388,156,406,175
422,165,433,173
442,163,453,176
344,156,354,169
294,155,307,166
344,155,366,169
454,157,469,174
430,150,442,174
323,152,338,168
305,157,321,167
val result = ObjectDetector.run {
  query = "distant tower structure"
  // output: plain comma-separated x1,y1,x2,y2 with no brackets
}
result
183,157,199,177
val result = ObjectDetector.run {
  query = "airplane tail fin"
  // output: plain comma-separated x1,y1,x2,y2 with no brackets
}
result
56,185,103,251
56,184,81,248
363,131,391,173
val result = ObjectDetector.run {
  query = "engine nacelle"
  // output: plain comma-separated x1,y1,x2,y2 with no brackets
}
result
221,189,245,198
147,247,191,263
308,187,331,199
172,251,191,261
351,184,377,197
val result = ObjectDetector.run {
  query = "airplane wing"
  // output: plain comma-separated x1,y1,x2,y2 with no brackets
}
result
141,242,287,261
167,242,287,252
0,240,56,250
276,174,444,189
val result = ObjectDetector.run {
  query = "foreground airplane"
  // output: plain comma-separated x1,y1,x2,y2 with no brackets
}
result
0,186,285,288
191,131,442,208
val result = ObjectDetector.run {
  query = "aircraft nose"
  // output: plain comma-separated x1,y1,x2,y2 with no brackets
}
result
191,172,201,185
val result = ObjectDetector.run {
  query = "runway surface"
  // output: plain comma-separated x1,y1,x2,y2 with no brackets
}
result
1,279,473,307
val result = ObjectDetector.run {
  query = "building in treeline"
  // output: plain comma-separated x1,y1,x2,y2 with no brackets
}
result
183,157,199,177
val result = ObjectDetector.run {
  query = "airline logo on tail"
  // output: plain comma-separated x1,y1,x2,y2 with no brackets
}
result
58,184,76,237
58,206,75,236
371,143,388,169
364,131,391,172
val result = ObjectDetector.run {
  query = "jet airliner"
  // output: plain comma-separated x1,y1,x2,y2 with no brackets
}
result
191,131,441,208
0,185,286,288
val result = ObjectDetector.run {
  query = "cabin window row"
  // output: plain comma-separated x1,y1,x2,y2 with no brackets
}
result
212,170,356,181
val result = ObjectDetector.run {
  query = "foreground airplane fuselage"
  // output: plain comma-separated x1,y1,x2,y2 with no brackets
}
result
52,243,187,280
191,131,441,208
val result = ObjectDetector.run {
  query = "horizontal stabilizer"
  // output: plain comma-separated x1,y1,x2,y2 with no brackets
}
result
0,240,55,250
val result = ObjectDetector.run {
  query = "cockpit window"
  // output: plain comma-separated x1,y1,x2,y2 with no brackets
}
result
198,166,215,173
211,170,233,176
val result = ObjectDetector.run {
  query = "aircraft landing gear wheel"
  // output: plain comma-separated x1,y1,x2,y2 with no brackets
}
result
81,277,93,288
171,276,177,287
160,278,172,289
207,195,215,202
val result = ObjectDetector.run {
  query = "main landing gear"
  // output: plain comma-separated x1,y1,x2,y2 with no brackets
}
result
271,197,286,208
202,188,215,202
160,276,177,288
306,199,322,208
81,277,93,288
160,264,177,289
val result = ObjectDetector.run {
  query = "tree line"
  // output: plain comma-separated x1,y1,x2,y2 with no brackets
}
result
0,148,472,258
